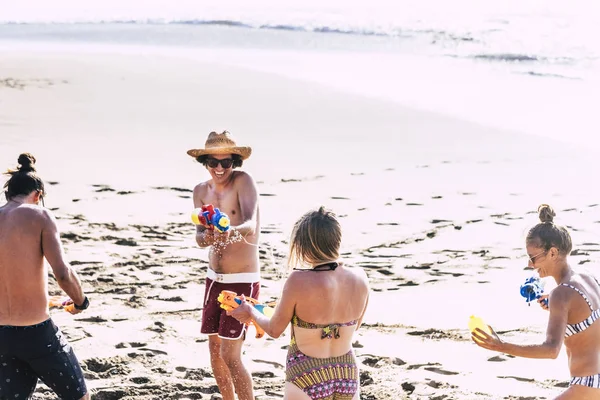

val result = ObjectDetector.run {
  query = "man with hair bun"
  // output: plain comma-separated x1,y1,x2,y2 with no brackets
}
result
0,153,90,400
473,203,600,399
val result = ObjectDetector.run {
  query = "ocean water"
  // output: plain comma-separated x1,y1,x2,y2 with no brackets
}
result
1,0,599,146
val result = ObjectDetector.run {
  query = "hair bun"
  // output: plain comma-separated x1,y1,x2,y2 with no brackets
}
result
17,153,36,173
537,204,555,223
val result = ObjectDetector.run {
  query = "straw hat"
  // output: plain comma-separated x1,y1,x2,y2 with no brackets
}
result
187,131,252,160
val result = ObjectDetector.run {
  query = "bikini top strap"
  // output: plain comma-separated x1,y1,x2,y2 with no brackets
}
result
561,283,594,311
292,314,358,339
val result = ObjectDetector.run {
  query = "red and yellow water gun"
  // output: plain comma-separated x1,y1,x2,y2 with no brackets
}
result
217,290,275,339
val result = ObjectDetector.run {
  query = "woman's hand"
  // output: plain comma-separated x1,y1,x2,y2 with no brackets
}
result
227,295,254,324
538,295,549,311
471,325,505,352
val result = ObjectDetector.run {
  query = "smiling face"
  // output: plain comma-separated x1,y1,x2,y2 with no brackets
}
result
205,154,235,182
526,243,549,277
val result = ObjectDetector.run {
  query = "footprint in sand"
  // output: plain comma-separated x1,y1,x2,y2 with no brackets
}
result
361,355,405,368
93,388,128,399
498,375,535,382
503,397,543,400
60,326,91,343
75,316,108,323
175,367,212,380
401,382,415,394
252,371,276,378
83,356,131,379
115,342,147,349
407,328,462,341
424,366,459,376
426,379,457,389
361,356,384,368
360,371,374,386
115,238,138,246
130,376,151,384
407,362,441,370
253,359,285,369
94,187,115,193
124,295,146,308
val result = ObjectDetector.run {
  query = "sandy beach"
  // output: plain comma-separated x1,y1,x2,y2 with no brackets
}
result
2,48,600,399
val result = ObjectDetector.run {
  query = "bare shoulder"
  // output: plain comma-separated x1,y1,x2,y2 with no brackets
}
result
18,204,50,218
285,270,306,287
279,270,308,298
193,181,210,204
343,264,369,286
39,207,58,226
193,181,210,196
233,170,257,187
549,283,575,306
17,205,56,229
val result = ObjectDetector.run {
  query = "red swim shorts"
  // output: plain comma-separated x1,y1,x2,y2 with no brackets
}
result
200,271,260,340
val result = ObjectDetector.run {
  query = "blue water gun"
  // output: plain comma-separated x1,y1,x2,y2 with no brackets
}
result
210,207,231,233
520,276,548,307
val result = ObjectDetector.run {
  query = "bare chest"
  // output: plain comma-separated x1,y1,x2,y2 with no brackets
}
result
202,191,242,225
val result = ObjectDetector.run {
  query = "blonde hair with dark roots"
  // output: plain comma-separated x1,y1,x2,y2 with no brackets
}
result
526,204,572,255
287,206,342,269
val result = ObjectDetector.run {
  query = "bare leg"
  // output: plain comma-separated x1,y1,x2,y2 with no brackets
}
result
220,337,255,400
284,382,311,400
208,335,236,400
554,385,600,400
78,393,91,400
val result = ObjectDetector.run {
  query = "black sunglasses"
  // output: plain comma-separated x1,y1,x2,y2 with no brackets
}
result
206,158,233,169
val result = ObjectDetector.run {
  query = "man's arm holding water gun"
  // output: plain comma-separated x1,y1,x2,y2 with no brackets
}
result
193,183,216,248
473,287,570,359
228,272,299,338
41,210,87,314
230,172,259,237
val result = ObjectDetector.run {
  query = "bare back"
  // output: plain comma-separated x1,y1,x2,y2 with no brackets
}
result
563,273,600,377
193,170,260,274
291,265,369,358
0,202,50,326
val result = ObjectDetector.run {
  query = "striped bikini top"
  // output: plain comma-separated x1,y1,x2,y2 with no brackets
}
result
292,314,358,340
562,283,600,338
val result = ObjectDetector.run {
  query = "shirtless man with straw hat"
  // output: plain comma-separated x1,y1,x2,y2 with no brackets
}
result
187,131,260,400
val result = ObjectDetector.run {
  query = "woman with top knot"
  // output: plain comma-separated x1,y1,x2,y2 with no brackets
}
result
473,204,600,399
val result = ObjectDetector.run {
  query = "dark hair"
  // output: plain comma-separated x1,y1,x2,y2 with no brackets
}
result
196,154,243,169
526,204,572,255
3,153,46,201
288,206,342,269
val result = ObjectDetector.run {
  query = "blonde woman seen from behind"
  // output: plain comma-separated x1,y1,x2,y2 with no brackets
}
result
229,206,370,400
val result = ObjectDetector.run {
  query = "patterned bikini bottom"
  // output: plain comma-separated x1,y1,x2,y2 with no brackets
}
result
285,339,358,400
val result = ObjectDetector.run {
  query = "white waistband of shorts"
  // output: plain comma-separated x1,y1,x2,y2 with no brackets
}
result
207,269,260,284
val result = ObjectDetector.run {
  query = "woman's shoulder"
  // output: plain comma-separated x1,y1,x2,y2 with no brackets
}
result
341,262,367,276
340,263,369,287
